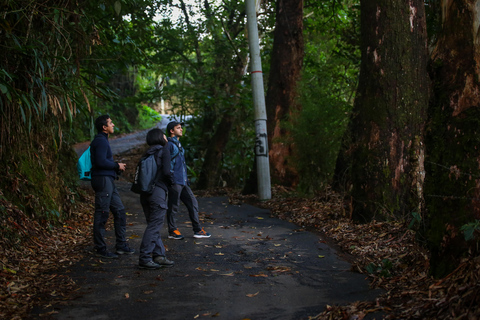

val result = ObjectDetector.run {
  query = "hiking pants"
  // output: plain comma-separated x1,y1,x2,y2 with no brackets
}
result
167,184,202,234
91,176,127,253
139,187,168,264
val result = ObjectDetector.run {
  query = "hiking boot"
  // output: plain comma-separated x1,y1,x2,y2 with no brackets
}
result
96,251,119,259
116,245,136,255
194,228,211,238
168,229,185,240
153,256,175,267
139,261,162,270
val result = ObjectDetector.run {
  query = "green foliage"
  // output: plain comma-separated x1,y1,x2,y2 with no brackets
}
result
137,105,162,130
289,88,351,193
460,220,480,241
289,0,360,194
366,259,393,278
409,211,422,230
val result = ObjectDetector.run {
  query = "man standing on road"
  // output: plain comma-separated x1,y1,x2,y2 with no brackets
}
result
166,121,211,240
90,114,135,258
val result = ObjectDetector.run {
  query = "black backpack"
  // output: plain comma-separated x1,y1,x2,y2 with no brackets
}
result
131,150,160,194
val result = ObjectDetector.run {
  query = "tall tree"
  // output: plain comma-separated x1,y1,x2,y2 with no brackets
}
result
265,0,304,186
424,0,480,277
195,1,249,189
338,0,429,221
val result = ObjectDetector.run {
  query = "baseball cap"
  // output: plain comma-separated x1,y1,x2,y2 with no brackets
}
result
166,121,184,133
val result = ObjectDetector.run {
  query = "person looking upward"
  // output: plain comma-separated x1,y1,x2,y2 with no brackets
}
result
90,115,135,258
165,121,211,240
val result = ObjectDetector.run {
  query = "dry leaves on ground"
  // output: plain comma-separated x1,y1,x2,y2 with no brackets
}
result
0,187,93,319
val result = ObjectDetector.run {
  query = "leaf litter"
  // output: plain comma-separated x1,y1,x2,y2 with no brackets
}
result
0,187,93,319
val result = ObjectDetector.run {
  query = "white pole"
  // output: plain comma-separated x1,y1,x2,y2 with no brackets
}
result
245,0,271,200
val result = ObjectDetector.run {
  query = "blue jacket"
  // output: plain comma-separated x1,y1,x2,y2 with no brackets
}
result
90,132,119,179
167,136,188,186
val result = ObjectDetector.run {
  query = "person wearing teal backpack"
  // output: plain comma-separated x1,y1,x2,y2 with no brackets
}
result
166,121,211,240
90,115,135,259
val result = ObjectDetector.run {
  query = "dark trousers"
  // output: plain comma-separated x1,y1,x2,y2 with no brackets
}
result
91,176,127,253
166,184,201,234
139,187,168,264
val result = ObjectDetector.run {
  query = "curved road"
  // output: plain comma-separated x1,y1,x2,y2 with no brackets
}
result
60,115,384,320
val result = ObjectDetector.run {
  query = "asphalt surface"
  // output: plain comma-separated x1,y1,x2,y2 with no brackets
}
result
42,123,384,320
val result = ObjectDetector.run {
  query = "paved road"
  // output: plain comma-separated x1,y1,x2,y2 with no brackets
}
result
57,123,383,320
36,182,382,320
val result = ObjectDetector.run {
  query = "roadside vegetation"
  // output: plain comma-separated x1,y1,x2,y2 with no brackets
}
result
2,0,480,319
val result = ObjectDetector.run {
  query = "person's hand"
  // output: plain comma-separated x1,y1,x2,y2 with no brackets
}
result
118,163,126,171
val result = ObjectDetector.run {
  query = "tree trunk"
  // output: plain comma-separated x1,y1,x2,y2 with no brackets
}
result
342,0,429,221
424,0,480,278
197,112,235,189
265,0,304,186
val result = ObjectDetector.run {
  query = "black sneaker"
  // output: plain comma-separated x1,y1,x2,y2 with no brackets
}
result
153,256,174,267
194,228,211,238
96,251,119,259
139,261,162,270
116,245,135,255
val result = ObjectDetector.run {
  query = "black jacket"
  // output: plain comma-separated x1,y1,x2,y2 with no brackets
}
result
90,132,119,178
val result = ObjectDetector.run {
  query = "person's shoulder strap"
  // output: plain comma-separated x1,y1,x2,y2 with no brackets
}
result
167,137,179,146
168,138,180,160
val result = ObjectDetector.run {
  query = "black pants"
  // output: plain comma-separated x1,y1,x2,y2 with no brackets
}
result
166,184,201,234
91,176,127,252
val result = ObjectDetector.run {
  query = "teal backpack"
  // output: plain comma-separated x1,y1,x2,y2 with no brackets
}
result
77,147,92,180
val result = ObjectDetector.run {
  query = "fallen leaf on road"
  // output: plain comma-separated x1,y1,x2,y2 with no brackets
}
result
274,244,281,247
215,252,224,256
221,272,234,276
246,291,259,297
249,273,268,277
266,266,291,273
124,293,130,299
318,255,325,258
143,290,153,294
256,217,264,219
128,234,140,239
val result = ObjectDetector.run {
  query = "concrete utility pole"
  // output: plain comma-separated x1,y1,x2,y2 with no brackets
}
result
245,0,271,200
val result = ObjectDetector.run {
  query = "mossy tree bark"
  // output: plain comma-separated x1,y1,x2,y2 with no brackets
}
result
265,0,304,186
342,0,429,221
424,0,480,278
